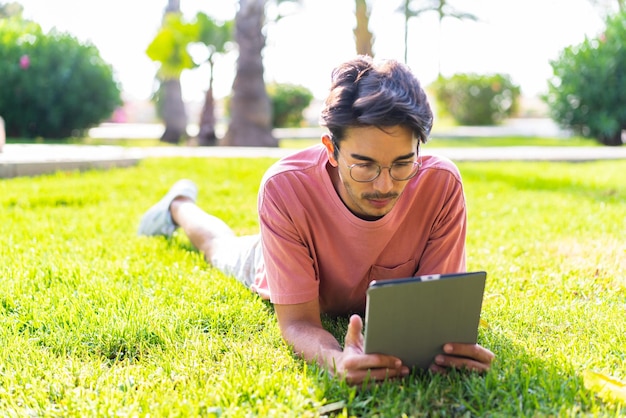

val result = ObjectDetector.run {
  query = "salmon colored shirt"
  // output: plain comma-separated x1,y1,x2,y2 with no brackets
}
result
253,144,466,316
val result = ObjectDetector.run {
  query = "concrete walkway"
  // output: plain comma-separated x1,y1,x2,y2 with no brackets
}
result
0,144,142,179
2,120,626,178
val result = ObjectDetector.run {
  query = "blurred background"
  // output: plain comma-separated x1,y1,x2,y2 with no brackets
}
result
1,0,624,146
14,0,610,116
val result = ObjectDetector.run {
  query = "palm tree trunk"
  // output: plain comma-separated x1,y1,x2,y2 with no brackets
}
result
160,79,188,144
0,116,5,153
197,88,217,146
222,0,276,147
403,0,409,64
160,0,188,144
164,0,179,13
354,0,374,57
197,60,217,146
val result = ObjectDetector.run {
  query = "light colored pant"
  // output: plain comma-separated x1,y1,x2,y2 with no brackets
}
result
209,234,262,288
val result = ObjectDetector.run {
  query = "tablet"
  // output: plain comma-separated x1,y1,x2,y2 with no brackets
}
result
363,271,487,370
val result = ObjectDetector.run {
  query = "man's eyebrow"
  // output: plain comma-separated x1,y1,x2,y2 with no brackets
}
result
348,151,416,163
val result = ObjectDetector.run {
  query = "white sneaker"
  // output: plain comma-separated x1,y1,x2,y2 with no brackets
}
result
137,179,198,236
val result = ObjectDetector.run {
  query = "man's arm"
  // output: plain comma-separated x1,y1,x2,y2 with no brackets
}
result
274,300,409,385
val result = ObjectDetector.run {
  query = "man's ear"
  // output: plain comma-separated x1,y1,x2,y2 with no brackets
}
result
322,134,338,167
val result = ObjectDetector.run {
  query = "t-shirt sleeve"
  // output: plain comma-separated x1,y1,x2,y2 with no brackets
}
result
258,176,320,305
414,168,467,275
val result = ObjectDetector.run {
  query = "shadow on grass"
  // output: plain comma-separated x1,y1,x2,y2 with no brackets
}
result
306,319,617,416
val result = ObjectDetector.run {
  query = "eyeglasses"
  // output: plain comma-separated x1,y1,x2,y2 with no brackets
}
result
334,143,422,183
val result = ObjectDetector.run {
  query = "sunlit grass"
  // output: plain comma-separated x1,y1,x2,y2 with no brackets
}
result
0,157,624,416
428,135,598,147
6,136,165,147
280,135,597,149
8,132,597,149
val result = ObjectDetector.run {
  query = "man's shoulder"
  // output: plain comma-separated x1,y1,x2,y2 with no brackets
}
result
261,144,325,185
420,153,462,182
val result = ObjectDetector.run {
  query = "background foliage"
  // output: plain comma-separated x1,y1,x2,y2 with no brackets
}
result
267,82,313,128
0,17,121,139
545,10,626,146
431,73,520,126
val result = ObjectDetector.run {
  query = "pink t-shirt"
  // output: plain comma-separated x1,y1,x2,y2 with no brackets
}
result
253,144,466,316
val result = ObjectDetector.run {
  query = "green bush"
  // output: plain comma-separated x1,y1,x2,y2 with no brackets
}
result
0,17,121,139
545,11,626,146
267,83,313,128
431,73,520,125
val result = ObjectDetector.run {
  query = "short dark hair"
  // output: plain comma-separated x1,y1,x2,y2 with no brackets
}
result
320,55,433,148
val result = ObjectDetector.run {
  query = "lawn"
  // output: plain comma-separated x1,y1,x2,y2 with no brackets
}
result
7,132,599,149
281,135,598,149
0,156,624,416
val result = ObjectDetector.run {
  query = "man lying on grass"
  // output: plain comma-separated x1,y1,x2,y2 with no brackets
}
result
138,55,494,386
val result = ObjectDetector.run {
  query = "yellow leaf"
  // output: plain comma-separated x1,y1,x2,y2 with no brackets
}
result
479,318,490,329
583,370,626,403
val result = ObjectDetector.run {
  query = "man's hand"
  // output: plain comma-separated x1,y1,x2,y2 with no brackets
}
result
429,342,494,374
332,315,410,385
275,302,409,387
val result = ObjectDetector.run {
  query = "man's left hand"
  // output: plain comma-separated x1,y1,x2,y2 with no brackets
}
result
429,343,494,374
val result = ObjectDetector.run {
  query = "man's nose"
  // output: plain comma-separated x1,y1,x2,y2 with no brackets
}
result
372,168,394,193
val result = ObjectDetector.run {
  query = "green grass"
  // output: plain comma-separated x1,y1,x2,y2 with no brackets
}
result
1,157,625,416
8,132,598,149
428,135,598,147
6,136,165,147
279,135,598,149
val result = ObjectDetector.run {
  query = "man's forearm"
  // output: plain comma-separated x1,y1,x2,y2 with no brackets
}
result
281,321,344,374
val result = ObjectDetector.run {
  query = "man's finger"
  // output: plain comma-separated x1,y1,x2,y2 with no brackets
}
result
345,365,409,385
443,343,495,365
344,314,364,350
434,355,490,373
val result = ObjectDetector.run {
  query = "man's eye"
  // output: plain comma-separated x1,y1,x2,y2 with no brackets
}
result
393,162,413,168
356,163,377,170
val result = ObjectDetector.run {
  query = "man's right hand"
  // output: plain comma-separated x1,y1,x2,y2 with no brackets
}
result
275,302,409,386
331,314,410,385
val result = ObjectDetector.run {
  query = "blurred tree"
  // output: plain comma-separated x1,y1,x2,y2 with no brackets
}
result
397,0,477,73
546,10,626,146
194,14,234,146
222,0,273,147
0,17,121,138
147,0,192,144
222,0,300,147
354,0,374,56
0,2,22,18
432,73,520,125
147,11,234,146
267,82,313,127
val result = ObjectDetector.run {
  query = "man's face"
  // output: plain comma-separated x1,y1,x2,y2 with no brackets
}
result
323,125,419,220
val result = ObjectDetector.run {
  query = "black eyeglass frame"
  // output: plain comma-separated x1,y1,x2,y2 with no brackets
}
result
332,140,422,183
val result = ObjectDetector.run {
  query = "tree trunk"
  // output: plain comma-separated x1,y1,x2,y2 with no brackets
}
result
0,116,5,153
601,131,624,146
403,0,409,64
160,79,188,144
160,0,187,144
222,0,276,147
197,85,217,146
197,59,217,146
164,0,180,14
354,0,374,57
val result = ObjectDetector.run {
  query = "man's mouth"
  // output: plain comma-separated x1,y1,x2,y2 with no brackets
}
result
364,194,398,209
367,198,391,208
